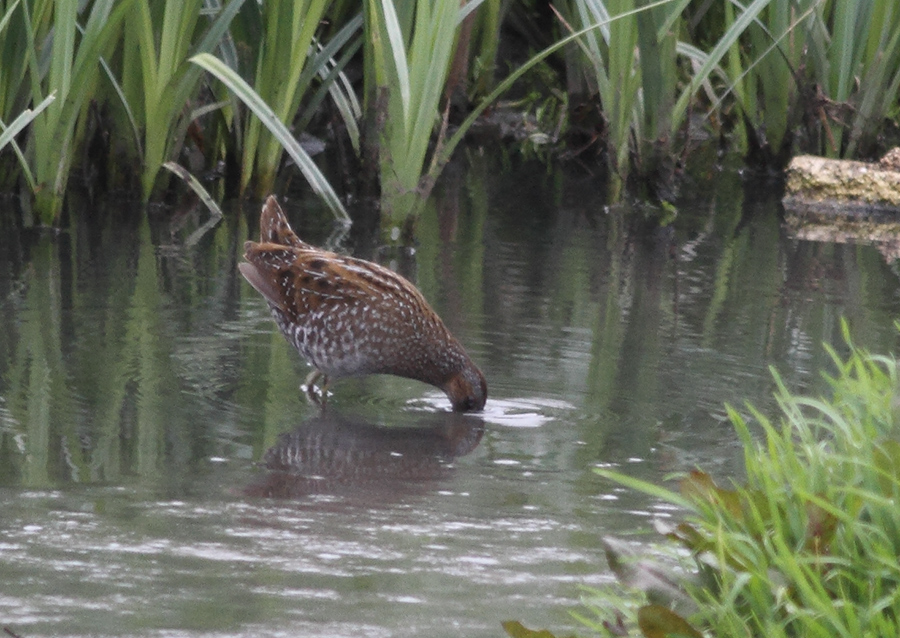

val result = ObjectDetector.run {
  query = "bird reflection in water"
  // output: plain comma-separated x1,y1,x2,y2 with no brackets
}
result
245,410,484,500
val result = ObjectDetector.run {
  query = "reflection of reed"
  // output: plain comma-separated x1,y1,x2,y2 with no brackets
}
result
245,410,484,499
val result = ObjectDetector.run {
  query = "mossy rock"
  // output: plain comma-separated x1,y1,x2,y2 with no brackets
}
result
783,154,900,259
784,154,900,213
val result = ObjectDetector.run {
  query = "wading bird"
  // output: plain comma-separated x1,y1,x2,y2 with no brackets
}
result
239,196,487,412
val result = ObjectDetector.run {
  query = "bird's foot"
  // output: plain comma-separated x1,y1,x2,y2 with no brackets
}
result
301,370,330,409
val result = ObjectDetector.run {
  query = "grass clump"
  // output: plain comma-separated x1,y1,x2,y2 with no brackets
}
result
590,322,900,637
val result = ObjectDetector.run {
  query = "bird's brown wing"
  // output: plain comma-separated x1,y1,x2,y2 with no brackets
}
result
241,242,438,328
290,249,438,319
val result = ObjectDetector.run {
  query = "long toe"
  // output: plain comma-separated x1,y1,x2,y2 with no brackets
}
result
301,370,329,409
302,382,324,409
303,369,323,391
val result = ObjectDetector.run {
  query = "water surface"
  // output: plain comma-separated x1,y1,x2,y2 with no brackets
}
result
1,158,899,637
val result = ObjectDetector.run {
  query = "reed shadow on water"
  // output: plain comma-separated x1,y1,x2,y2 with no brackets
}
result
244,409,485,501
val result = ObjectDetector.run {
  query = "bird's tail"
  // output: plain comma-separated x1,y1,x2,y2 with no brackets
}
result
259,195,311,249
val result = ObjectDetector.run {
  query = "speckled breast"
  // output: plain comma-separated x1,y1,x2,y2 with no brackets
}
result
267,290,459,383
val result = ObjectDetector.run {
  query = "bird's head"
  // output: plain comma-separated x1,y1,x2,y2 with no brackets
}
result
444,364,488,412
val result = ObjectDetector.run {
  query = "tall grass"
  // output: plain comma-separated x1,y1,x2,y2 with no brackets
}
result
809,0,900,158
2,0,900,231
697,0,900,166
0,0,45,186
561,0,644,194
363,0,673,237
723,0,805,164
1,0,357,225
228,0,354,197
21,0,134,224
0,0,41,190
0,94,54,161
558,0,774,197
192,52,350,223
119,0,245,200
364,0,481,237
461,0,503,102
594,323,900,637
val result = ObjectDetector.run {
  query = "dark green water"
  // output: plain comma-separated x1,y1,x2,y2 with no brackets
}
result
1,157,899,637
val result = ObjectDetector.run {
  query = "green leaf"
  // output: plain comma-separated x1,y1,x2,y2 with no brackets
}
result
680,470,742,517
162,161,223,219
432,0,675,182
0,93,56,190
501,620,574,638
636,605,702,638
0,93,55,153
671,0,773,136
190,52,349,224
594,468,692,510
0,0,21,35
873,438,900,496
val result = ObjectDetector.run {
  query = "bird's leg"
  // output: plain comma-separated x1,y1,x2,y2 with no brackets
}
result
301,369,329,408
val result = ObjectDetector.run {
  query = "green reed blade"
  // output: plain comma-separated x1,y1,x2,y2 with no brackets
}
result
162,161,224,219
367,0,483,228
0,93,55,190
376,0,412,126
0,0,25,120
0,92,55,152
399,0,451,178
133,0,245,200
323,42,364,153
0,0,20,33
295,13,363,108
24,0,134,222
50,0,76,116
295,36,363,151
232,0,339,197
706,2,819,143
430,0,674,183
671,0,772,137
191,52,349,223
293,13,363,150
845,2,900,155
90,26,144,161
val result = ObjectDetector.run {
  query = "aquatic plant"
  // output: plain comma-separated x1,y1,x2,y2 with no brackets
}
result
587,322,900,637
458,0,504,103
375,3,673,242
1,0,357,223
118,0,245,201
3,0,900,234
692,0,900,168
14,0,134,224
556,0,774,198
715,0,809,167
224,0,360,197
0,2,54,187
0,95,55,166
363,0,481,238
800,0,900,158
191,52,350,223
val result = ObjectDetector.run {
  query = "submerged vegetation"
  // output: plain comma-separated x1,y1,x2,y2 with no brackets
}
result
1,0,899,236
